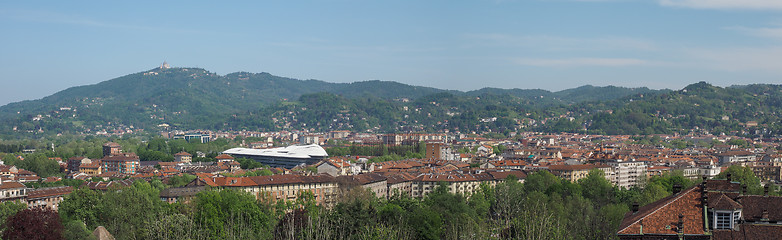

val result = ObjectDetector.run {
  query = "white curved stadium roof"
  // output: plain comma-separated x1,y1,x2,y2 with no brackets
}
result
222,144,328,159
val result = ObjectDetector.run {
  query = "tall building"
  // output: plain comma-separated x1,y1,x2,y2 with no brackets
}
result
103,142,121,157
426,143,454,160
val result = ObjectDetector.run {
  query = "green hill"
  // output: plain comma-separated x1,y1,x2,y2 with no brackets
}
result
8,67,765,137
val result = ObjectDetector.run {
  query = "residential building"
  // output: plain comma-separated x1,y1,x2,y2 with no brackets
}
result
699,164,722,179
0,165,18,180
215,154,234,162
315,158,354,176
67,157,92,173
103,142,121,157
79,161,102,175
750,165,781,183
382,133,447,146
100,155,140,175
0,180,27,202
606,161,647,189
159,186,207,204
192,174,340,207
174,152,192,163
426,143,455,161
718,151,757,165
548,164,600,182
383,172,416,197
25,186,73,210
337,173,388,199
412,173,486,198
617,178,782,239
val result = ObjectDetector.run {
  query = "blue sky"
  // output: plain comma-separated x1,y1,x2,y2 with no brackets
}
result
2,0,782,106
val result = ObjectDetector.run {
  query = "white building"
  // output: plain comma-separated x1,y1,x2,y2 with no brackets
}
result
605,161,647,189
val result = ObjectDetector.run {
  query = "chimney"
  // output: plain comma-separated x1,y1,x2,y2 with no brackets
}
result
761,209,770,222
727,173,732,182
639,219,644,235
677,213,684,235
742,184,747,195
673,184,682,195
632,202,639,213
764,184,769,196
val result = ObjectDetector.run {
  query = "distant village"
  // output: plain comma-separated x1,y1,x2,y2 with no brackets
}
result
2,129,781,214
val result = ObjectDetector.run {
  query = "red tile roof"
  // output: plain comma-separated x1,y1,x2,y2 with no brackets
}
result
617,185,705,236
26,186,73,200
174,151,192,156
713,224,782,240
711,193,742,210
0,181,25,190
739,195,782,222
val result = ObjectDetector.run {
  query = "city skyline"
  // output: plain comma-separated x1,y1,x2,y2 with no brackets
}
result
2,0,782,106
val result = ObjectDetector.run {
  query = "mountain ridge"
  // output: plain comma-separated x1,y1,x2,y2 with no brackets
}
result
13,67,782,137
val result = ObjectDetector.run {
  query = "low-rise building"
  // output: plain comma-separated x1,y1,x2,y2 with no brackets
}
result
0,180,27,202
25,186,73,210
159,185,207,204
67,157,92,173
337,173,388,199
79,161,102,175
174,152,193,163
718,151,757,165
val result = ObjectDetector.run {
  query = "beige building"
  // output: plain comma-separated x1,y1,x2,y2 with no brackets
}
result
174,152,193,163
337,173,388,199
25,186,72,211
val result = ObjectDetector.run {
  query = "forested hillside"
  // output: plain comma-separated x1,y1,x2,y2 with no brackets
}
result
2,67,780,137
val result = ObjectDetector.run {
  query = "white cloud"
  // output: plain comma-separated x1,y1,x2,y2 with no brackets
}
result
513,57,650,66
659,0,782,10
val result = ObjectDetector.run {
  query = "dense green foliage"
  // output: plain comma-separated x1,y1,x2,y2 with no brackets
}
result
0,201,26,234
49,170,707,240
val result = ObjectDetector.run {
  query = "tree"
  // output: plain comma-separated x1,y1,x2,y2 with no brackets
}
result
63,220,96,240
716,165,764,194
2,208,64,240
579,169,615,206
0,201,26,232
194,189,273,239
235,157,263,169
167,174,198,187
98,180,169,239
59,187,103,229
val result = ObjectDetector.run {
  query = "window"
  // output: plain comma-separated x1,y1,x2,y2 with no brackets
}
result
733,211,741,227
715,212,731,229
